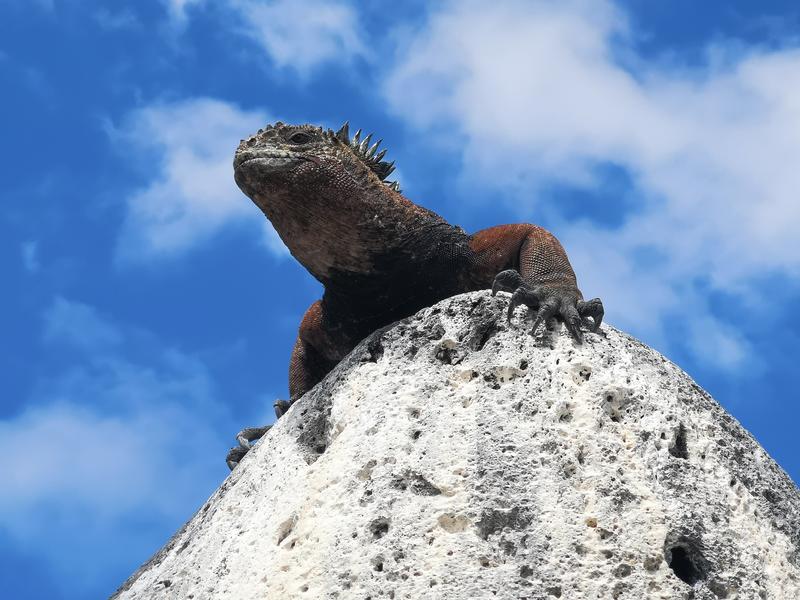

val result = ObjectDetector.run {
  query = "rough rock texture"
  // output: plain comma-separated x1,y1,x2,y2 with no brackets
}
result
113,291,800,600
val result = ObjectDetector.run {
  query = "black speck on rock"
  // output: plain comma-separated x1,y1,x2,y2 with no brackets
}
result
476,507,532,540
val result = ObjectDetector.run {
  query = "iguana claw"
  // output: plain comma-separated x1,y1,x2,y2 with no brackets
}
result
577,297,604,332
274,399,291,417
226,400,293,470
225,446,248,471
492,269,604,344
226,425,271,470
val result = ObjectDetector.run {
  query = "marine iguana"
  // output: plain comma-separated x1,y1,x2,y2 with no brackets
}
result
226,122,604,469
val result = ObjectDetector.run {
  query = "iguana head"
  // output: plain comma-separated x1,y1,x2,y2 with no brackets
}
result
233,121,403,279
234,121,399,200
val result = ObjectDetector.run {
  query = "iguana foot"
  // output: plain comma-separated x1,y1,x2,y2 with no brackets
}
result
226,399,294,470
491,269,604,344
274,399,291,417
226,425,271,470
225,445,249,471
577,297,604,332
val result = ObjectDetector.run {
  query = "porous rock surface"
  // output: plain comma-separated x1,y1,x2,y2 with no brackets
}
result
113,291,800,600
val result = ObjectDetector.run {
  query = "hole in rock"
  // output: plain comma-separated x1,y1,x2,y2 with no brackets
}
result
435,346,456,364
613,563,632,578
667,546,703,586
372,557,384,572
598,528,613,540
669,424,689,459
365,337,384,362
392,471,442,496
476,507,531,540
369,518,390,539
470,318,500,351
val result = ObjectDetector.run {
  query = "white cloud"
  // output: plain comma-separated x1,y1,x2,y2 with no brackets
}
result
21,240,39,273
0,297,231,588
383,0,800,368
162,0,202,22
0,402,215,521
687,316,751,371
114,97,288,261
43,296,123,351
161,0,363,74
228,0,365,75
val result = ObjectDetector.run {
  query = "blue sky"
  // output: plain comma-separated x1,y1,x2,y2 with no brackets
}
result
2,1,800,598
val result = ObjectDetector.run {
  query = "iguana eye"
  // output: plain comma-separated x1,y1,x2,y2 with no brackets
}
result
289,132,312,144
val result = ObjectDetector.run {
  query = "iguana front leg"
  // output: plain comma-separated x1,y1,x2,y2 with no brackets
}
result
226,302,339,470
471,224,603,342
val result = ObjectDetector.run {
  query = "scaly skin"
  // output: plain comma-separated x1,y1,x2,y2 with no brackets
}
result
226,122,603,469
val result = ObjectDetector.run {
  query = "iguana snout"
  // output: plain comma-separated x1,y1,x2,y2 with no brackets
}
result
233,122,326,193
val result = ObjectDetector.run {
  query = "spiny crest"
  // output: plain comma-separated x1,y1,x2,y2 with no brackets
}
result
334,121,401,193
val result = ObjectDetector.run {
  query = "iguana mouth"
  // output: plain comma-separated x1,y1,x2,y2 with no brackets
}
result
233,151,306,173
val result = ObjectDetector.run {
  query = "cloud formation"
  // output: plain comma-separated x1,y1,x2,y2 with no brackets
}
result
162,0,202,22
20,241,39,273
229,0,365,75
166,0,364,74
0,297,230,589
384,0,800,367
42,296,123,350
114,97,286,262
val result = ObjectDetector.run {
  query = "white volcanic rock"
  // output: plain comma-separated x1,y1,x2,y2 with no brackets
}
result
113,291,800,600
